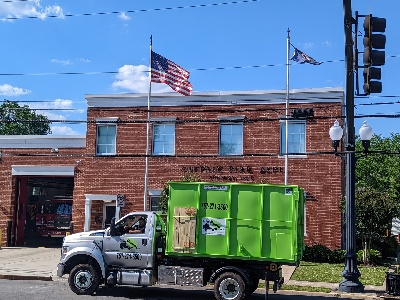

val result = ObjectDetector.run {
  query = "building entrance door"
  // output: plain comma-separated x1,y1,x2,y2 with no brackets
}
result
103,202,116,229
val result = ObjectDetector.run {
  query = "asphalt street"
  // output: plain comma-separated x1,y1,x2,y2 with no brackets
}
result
0,279,385,300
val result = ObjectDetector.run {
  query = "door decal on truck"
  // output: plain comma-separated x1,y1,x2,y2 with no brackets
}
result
202,217,226,235
120,238,138,251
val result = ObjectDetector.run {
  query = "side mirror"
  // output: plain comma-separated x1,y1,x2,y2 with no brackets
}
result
110,217,116,236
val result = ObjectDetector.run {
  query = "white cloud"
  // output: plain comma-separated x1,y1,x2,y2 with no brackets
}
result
79,58,91,63
112,64,172,93
322,40,332,48
0,84,31,96
29,98,73,110
28,98,86,119
0,0,64,21
50,125,80,135
119,12,131,21
303,42,314,49
51,58,72,65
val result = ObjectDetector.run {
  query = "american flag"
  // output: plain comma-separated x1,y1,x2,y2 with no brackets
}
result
291,47,322,65
151,51,193,96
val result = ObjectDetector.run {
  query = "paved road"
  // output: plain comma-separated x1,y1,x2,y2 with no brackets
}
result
0,279,384,300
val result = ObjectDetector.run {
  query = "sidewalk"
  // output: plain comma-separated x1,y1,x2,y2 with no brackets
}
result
0,246,389,298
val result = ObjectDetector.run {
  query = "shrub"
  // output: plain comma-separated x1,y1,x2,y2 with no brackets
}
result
357,249,382,265
371,236,398,259
329,249,346,263
302,244,331,262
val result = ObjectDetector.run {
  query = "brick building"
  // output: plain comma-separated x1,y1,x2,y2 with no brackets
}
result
0,88,344,249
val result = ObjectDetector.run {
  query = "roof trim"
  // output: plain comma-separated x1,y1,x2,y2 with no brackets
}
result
12,165,75,176
0,135,86,149
85,88,344,108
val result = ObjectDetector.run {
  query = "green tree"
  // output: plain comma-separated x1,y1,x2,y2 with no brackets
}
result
159,172,202,213
0,101,51,135
354,133,400,264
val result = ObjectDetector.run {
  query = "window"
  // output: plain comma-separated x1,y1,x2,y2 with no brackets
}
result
150,195,161,211
218,116,244,156
153,120,175,155
149,189,161,211
280,120,306,155
96,118,117,155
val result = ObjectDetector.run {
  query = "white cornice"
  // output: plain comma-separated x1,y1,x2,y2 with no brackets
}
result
85,88,344,108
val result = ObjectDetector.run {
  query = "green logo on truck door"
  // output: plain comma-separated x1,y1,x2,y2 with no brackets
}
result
120,238,138,251
202,217,226,235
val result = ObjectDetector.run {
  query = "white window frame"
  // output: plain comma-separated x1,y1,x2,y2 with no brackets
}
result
96,117,118,156
218,116,244,156
152,117,176,156
279,119,306,157
149,189,162,212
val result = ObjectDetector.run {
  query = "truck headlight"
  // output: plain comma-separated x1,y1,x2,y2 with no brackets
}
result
62,246,69,255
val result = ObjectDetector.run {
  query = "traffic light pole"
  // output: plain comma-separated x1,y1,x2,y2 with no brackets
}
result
340,0,364,293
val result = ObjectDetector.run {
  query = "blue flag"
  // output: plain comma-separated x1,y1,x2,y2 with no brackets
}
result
291,47,322,65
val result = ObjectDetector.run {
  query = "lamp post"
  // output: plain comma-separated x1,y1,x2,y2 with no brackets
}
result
329,120,344,154
359,121,373,153
329,120,373,293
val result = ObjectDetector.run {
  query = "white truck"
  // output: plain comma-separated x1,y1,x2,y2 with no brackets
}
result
57,182,304,300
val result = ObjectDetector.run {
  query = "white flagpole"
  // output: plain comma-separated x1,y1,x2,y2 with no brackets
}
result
143,35,152,211
285,28,290,185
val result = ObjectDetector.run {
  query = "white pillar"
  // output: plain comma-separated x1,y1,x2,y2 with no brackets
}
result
84,197,92,232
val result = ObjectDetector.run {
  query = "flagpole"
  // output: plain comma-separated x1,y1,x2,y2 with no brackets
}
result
285,28,290,185
143,35,152,211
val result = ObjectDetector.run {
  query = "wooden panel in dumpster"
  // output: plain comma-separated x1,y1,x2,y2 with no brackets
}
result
165,182,304,264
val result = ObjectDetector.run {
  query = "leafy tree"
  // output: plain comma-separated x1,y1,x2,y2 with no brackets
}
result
354,133,400,264
0,101,51,135
159,172,202,213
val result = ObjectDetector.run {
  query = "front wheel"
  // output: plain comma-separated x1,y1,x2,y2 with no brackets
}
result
214,272,246,300
69,264,100,295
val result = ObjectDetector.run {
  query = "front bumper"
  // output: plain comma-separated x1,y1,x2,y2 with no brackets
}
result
56,263,65,277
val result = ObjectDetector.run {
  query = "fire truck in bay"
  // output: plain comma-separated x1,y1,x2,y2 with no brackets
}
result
36,197,73,237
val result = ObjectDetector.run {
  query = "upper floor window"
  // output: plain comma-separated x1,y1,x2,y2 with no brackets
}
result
96,118,118,155
152,117,176,155
280,120,306,155
218,116,244,156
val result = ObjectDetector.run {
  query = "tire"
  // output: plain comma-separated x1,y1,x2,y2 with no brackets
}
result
214,272,246,300
247,280,259,295
69,264,100,295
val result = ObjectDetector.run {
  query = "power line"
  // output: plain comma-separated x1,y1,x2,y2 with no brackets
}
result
2,114,400,125
2,0,260,20
0,149,398,159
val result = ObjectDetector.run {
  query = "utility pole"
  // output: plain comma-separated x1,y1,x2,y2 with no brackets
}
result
339,0,364,293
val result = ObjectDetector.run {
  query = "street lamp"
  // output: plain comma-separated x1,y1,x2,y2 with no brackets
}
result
329,120,344,154
329,120,373,293
359,121,373,153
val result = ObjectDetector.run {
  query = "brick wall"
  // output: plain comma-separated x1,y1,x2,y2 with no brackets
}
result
0,148,84,247
74,102,343,249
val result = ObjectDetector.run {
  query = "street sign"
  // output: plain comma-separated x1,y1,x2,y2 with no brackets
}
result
117,194,125,207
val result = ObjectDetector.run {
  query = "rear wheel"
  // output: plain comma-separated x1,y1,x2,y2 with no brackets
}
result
214,272,246,300
247,280,259,295
69,264,100,295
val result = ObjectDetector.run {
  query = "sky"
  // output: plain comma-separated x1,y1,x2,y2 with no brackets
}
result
0,0,398,137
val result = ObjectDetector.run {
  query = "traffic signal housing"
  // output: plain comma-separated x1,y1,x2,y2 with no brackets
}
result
363,14,386,95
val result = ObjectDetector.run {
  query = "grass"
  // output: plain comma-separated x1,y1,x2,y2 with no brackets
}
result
291,261,388,286
255,261,390,294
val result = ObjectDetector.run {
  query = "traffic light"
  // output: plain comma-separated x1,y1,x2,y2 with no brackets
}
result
292,108,314,118
363,14,386,95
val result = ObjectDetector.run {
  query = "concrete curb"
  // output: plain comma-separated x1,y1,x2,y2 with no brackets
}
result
0,274,52,281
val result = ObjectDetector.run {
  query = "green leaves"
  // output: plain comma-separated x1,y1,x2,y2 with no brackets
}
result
0,101,51,135
355,133,400,238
